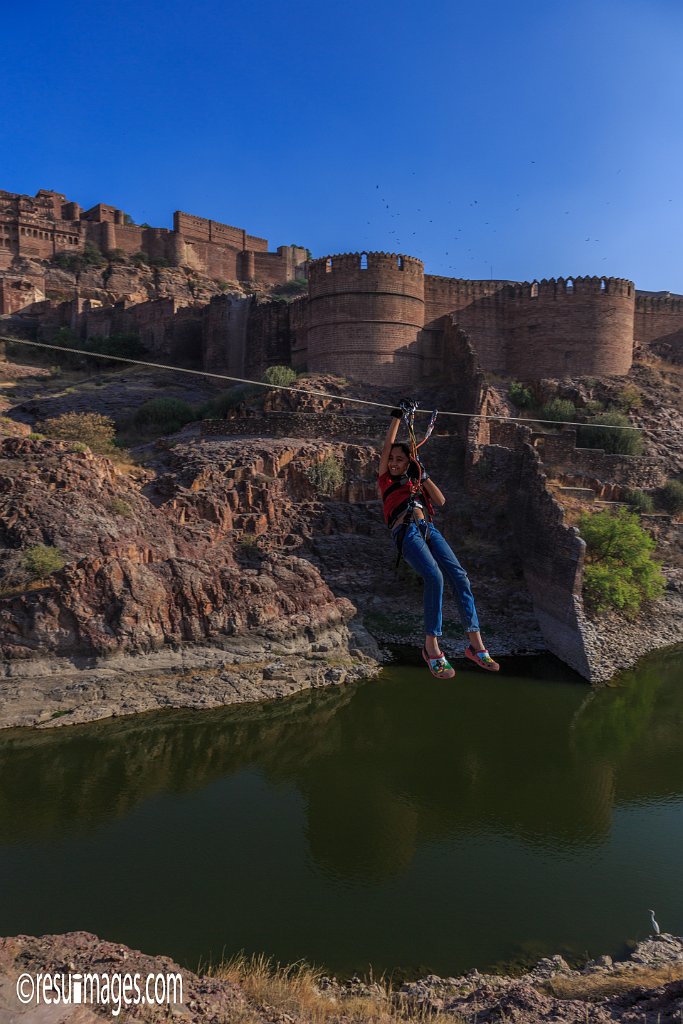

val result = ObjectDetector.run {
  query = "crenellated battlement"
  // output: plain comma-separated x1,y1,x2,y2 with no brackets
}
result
507,276,634,300
308,251,423,283
635,293,683,313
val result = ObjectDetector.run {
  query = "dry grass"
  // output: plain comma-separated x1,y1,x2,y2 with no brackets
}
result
210,953,462,1023
542,962,683,1001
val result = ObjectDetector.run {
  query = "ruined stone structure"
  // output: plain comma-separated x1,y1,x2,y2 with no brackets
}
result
0,188,306,288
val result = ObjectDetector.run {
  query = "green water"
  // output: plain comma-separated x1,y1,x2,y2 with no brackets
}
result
1,648,682,977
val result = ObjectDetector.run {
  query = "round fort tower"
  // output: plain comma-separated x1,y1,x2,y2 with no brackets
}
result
503,276,635,377
307,252,425,385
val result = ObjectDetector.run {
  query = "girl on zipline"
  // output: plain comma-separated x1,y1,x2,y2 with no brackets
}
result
377,400,500,679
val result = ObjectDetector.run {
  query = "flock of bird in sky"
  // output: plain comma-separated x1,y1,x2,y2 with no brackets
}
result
359,170,676,280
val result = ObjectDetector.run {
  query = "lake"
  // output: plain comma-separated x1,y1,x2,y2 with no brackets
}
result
1,647,681,977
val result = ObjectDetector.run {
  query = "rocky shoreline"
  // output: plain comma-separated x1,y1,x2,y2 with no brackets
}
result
0,619,384,730
0,930,681,1022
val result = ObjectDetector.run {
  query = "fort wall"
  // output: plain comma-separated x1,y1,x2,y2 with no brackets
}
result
307,252,425,385
634,293,683,362
502,277,634,378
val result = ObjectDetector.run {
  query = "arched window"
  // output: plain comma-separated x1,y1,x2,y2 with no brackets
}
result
397,255,404,269
325,258,332,273
566,278,574,292
530,281,539,298
600,279,606,291
360,253,368,269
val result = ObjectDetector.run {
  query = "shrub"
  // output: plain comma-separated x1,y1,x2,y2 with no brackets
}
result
123,213,135,226
622,488,655,514
577,411,643,455
538,399,577,423
70,442,89,454
658,479,683,514
305,455,345,496
108,497,134,518
614,384,643,412
509,381,534,409
578,508,665,615
132,251,149,266
81,242,105,268
132,398,195,434
263,365,297,388
24,544,65,581
271,280,308,299
27,432,46,441
53,251,82,273
38,412,117,455
105,248,127,263
86,332,147,360
199,385,262,418
147,255,169,268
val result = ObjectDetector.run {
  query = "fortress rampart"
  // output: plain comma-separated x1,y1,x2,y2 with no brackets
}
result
306,258,637,381
634,292,683,361
307,252,425,386
0,188,307,289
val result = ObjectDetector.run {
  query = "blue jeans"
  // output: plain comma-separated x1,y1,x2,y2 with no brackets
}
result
393,520,480,637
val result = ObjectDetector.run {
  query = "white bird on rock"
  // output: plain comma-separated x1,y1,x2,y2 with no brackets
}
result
648,909,661,936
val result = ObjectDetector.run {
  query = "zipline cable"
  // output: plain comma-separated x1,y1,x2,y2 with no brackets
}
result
0,336,677,435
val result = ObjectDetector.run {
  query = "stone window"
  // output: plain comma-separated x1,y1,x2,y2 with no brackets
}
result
530,281,538,298
600,279,606,291
566,278,574,292
325,258,332,273
360,253,368,269
397,255,404,269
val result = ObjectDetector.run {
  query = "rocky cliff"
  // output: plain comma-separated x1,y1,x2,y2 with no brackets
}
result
0,435,382,728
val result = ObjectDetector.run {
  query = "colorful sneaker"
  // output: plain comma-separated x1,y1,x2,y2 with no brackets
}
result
465,645,500,672
422,648,456,679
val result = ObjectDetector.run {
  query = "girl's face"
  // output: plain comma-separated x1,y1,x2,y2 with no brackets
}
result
388,447,410,477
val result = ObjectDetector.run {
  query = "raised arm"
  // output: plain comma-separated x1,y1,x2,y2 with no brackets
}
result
378,410,402,476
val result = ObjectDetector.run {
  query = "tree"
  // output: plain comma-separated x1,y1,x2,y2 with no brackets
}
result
578,508,665,615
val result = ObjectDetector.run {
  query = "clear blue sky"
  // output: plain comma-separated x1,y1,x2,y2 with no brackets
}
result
3,0,682,291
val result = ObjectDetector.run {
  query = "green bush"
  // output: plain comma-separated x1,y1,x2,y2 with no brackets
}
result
578,508,665,615
539,399,577,423
614,385,643,412
108,497,134,518
38,412,117,455
658,480,683,514
199,384,262,418
305,455,345,496
70,442,89,454
509,381,534,409
27,432,46,441
24,544,65,581
147,255,169,268
622,488,655,514
81,242,105,268
86,332,147,360
577,411,643,455
132,398,195,434
132,251,149,266
263,365,297,387
53,251,82,273
105,248,127,263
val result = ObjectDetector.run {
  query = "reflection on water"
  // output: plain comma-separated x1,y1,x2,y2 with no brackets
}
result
1,647,682,976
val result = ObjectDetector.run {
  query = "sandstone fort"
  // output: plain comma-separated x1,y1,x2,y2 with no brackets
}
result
1,187,682,382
